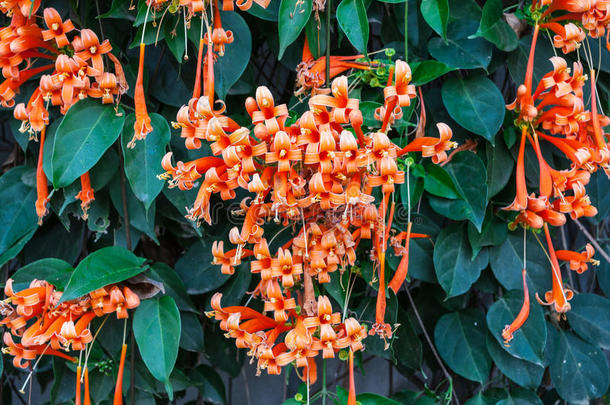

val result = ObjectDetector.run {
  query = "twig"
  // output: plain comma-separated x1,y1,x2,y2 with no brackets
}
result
404,286,460,405
573,218,610,264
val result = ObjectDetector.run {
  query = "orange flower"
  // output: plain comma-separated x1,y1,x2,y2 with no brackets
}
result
502,268,530,345
35,126,49,224
129,43,153,148
536,223,574,313
556,243,598,273
41,7,74,47
113,343,127,405
75,172,95,219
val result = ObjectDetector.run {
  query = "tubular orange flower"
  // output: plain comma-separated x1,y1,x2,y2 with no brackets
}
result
41,7,74,47
129,43,153,148
556,243,598,273
75,172,95,219
536,223,573,313
83,367,91,405
75,365,82,405
347,350,356,405
502,268,530,345
113,343,127,405
35,126,49,224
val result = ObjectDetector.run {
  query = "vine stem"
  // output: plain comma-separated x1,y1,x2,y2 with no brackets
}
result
573,218,610,264
404,286,460,405
404,0,408,62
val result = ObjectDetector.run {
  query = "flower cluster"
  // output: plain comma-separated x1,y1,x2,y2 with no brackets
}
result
501,0,607,344
161,4,456,389
0,279,139,403
0,5,128,222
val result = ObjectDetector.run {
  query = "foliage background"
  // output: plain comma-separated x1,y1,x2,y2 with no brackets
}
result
0,0,609,403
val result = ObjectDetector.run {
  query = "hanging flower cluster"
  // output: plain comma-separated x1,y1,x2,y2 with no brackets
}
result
0,4,128,222
0,279,140,404
159,0,456,394
501,0,608,344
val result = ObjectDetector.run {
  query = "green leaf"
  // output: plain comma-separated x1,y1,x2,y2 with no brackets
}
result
486,136,514,198
277,0,312,59
486,290,547,366
212,11,252,100
216,264,252,306
423,164,460,199
50,99,125,188
442,75,505,142
495,388,543,405
179,312,204,352
356,393,402,405
410,60,455,86
121,113,170,210
60,247,146,302
191,364,227,404
433,224,488,297
336,0,369,54
434,309,491,383
0,166,38,261
148,262,198,313
247,0,280,21
470,0,518,51
443,151,488,231
11,258,73,291
486,335,544,389
175,239,231,295
428,36,492,70
134,296,181,400
507,34,556,86
549,329,609,404
588,169,610,223
109,176,159,243
420,0,449,40
305,15,327,59
490,232,552,294
566,293,610,349
467,212,508,258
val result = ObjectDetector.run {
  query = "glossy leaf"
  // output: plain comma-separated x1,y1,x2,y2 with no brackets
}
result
486,335,544,390
50,99,125,188
486,136,514,198
121,113,170,210
442,75,505,142
0,167,38,263
471,0,518,51
148,262,198,313
434,309,491,383
566,293,610,349
490,232,552,294
443,151,488,231
175,239,231,295
336,0,369,54
134,296,181,400
11,258,73,291
423,164,460,199
277,0,312,59
179,312,204,352
486,290,547,366
212,11,252,100
428,36,492,70
495,388,543,405
411,60,454,86
60,247,146,302
549,329,609,403
191,365,227,404
420,0,449,40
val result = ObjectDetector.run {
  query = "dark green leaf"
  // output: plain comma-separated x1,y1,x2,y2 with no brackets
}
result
109,176,158,243
490,232,552,294
495,388,543,405
336,0,369,54
277,0,312,59
507,35,555,86
423,164,459,199
420,0,449,40
0,166,38,261
434,224,488,297
471,0,518,51
148,262,198,313
487,335,544,389
12,258,73,291
467,212,508,258
486,290,547,366
442,75,505,142
549,329,609,404
428,36,492,70
191,364,227,404
175,239,230,295
217,264,252,306
566,293,610,349
434,309,491,383
134,296,181,400
356,393,402,404
247,0,280,20
486,136,514,198
61,246,146,302
212,11,252,99
179,312,204,352
443,151,488,231
50,99,125,188
121,113,170,210
411,60,454,86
